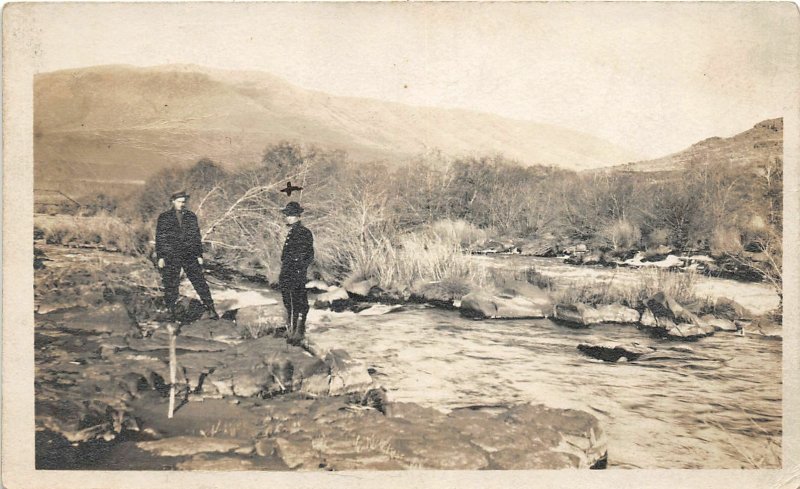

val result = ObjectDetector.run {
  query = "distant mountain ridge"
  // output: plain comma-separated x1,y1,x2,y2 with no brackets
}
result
616,118,783,173
34,64,641,193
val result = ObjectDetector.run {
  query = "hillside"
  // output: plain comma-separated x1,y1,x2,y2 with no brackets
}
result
616,118,782,173
34,64,640,195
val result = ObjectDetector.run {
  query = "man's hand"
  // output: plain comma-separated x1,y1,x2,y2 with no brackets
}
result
198,257,204,266
158,258,165,269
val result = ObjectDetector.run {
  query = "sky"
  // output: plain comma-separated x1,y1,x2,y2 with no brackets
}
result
24,2,800,159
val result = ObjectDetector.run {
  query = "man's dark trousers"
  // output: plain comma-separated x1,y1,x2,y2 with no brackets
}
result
282,287,309,333
161,255,214,311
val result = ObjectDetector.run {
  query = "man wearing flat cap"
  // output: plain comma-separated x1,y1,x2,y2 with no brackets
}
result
156,191,219,321
279,201,314,345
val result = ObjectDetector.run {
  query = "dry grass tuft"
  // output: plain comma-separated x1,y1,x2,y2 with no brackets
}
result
554,268,699,308
35,213,150,255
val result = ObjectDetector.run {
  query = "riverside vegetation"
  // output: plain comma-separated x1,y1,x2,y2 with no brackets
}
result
36,137,783,308
34,139,783,469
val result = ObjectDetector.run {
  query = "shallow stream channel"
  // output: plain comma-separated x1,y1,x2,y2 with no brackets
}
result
36,246,783,470
305,256,782,469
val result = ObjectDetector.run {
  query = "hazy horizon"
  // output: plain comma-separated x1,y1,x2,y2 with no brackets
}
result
37,61,784,164
25,2,799,159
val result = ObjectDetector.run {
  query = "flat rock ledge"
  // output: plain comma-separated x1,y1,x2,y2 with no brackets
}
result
132,398,608,471
554,303,640,327
35,286,607,470
460,286,554,319
552,293,781,342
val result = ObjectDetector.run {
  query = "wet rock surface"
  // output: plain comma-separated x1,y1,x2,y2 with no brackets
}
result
555,303,640,327
577,342,656,362
35,245,608,470
233,304,285,335
460,285,554,319
739,317,782,339
640,292,716,340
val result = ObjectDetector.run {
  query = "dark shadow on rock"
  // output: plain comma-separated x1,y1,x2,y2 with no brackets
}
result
175,298,206,324
577,343,655,362
590,453,608,469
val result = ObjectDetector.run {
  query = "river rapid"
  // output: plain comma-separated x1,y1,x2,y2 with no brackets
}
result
308,305,781,469
310,256,781,469
207,255,783,469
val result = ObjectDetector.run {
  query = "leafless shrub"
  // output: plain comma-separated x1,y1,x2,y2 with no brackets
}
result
599,218,642,250
710,226,742,256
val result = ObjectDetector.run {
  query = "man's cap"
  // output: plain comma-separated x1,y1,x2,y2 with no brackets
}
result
281,201,304,216
170,190,190,201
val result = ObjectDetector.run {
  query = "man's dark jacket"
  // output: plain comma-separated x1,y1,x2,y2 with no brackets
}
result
279,222,314,288
156,209,204,260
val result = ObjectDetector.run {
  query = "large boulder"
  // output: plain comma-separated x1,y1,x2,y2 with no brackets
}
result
641,292,715,340
577,342,656,362
205,336,329,398
700,314,738,332
555,303,639,326
234,304,286,336
325,349,374,396
305,280,334,292
665,322,715,339
317,287,350,303
313,287,353,312
518,238,558,257
461,287,554,319
713,297,753,321
38,303,138,336
343,277,379,298
741,317,782,339
358,304,404,316
475,240,515,254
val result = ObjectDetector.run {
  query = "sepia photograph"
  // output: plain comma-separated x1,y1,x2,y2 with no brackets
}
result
3,1,799,487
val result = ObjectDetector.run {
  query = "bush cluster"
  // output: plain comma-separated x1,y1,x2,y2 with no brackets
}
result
58,141,781,295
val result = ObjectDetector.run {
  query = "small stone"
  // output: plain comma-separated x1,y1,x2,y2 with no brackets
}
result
256,439,277,457
234,445,255,456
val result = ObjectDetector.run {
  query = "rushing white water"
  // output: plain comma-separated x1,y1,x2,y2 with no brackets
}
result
307,306,781,469
196,255,782,469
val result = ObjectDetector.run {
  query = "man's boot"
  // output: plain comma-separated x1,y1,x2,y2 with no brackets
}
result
289,312,306,346
205,302,219,320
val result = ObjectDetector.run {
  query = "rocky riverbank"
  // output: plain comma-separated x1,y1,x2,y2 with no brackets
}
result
458,283,780,342
469,238,775,284
34,245,608,470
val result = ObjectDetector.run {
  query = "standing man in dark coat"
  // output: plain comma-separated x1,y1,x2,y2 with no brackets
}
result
156,191,219,321
279,201,314,345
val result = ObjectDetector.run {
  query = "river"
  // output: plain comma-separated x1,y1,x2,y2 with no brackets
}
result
37,245,783,470
304,256,783,469
202,254,784,469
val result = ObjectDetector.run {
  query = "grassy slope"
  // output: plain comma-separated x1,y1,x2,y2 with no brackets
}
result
616,119,782,173
34,64,640,193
